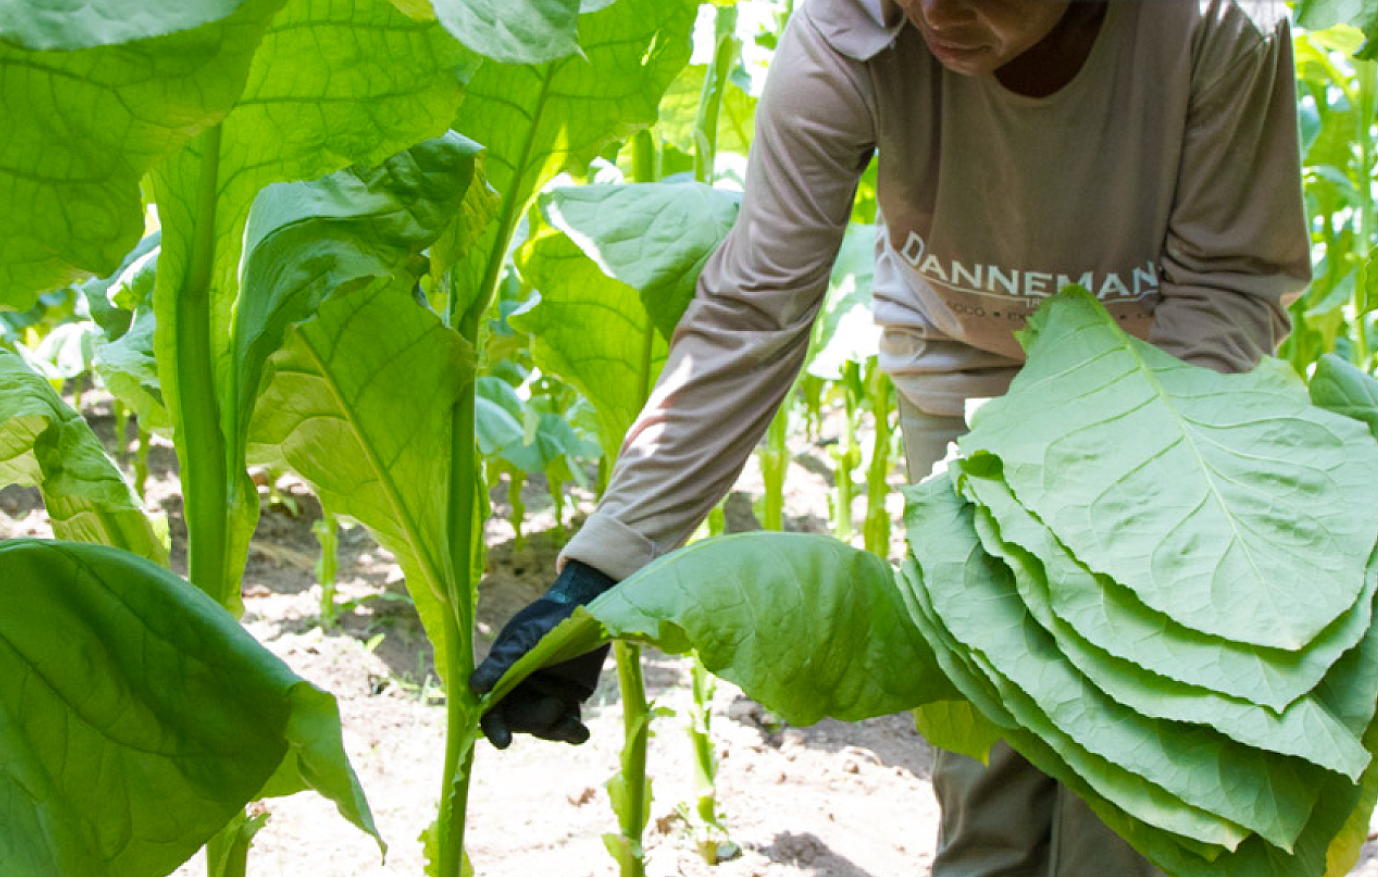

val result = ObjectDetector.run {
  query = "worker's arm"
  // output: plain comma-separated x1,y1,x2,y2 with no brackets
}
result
1149,13,1311,370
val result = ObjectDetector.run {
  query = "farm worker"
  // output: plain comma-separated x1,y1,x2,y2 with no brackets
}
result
471,0,1311,874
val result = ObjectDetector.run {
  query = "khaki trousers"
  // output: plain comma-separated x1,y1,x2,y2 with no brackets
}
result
898,399,1164,877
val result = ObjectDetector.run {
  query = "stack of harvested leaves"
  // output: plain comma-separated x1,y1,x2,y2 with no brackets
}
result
902,290,1378,876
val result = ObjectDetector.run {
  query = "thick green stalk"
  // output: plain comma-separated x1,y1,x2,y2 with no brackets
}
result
176,126,232,606
611,639,650,877
434,289,489,877
172,126,246,877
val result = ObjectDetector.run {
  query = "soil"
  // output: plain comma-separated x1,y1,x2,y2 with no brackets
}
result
5,403,1378,877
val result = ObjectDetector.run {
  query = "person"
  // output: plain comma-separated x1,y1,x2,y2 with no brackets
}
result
470,0,1312,874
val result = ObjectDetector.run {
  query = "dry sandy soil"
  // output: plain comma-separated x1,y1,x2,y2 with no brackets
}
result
4,405,1378,877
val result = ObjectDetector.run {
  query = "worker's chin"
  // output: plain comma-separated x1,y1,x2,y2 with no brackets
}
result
925,39,998,76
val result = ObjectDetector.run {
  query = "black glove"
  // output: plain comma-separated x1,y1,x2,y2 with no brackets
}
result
469,559,617,749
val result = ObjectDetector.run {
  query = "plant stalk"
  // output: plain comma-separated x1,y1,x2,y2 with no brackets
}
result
832,362,862,541
134,423,151,501
1354,59,1376,367
612,639,651,877
862,367,894,557
692,8,739,184
434,287,489,877
313,513,340,629
762,399,790,532
175,126,233,608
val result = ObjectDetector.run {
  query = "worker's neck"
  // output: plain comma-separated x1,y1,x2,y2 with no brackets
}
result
996,2,1108,98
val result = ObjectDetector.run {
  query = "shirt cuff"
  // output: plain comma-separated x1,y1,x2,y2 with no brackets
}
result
558,511,661,583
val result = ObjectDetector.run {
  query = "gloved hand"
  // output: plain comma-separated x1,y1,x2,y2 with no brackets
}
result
469,559,617,749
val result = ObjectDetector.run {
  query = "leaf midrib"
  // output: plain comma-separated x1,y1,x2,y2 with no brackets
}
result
291,311,451,608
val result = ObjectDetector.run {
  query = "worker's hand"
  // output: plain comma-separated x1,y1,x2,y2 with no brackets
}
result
469,559,616,749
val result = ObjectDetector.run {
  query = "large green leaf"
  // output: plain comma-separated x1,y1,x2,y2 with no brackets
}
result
960,461,1371,779
512,230,668,461
1310,353,1378,438
0,539,377,877
430,0,581,64
487,532,957,726
539,183,740,340
247,282,474,682
0,0,281,305
960,290,1378,650
448,0,695,314
230,134,484,480
0,0,253,49
0,351,167,565
904,476,1310,850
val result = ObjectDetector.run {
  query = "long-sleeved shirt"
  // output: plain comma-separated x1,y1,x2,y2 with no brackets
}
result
562,0,1312,581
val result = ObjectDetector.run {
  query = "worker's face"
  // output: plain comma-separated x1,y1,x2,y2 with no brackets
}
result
897,0,1073,76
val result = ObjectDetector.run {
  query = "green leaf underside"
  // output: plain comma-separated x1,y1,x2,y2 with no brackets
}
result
959,460,1374,777
911,699,1004,766
0,540,375,877
0,351,166,565
512,231,668,461
960,290,1378,650
539,183,741,340
905,476,1303,848
895,553,1229,864
0,0,252,50
431,0,580,65
0,0,281,306
587,532,958,726
247,282,474,685
1100,592,1378,877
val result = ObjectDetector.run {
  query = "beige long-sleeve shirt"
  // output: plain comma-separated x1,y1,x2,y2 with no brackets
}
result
562,0,1312,581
